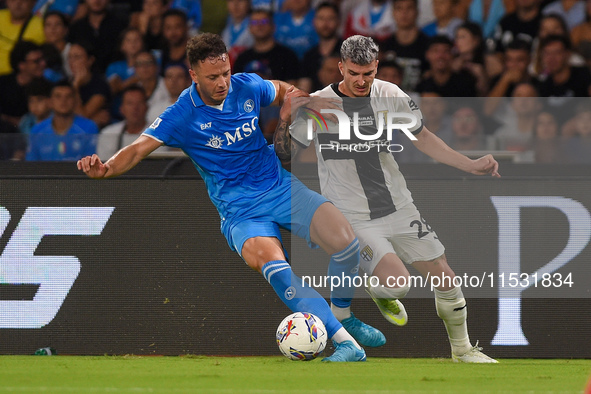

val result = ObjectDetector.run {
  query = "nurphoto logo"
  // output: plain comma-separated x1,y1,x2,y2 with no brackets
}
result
305,108,419,142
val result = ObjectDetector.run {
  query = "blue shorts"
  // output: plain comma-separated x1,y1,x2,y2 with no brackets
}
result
221,168,328,256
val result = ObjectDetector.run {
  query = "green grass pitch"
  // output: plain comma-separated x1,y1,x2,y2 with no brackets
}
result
0,356,589,393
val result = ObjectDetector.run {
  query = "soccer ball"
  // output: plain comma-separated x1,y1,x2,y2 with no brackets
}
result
276,312,327,361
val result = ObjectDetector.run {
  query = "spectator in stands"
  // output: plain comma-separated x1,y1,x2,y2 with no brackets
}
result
161,9,190,72
42,11,70,81
106,27,145,120
0,0,46,76
169,0,202,36
134,50,170,113
67,0,127,74
468,0,507,39
488,39,533,98
376,58,404,85
422,0,463,40
533,109,561,163
250,0,286,12
33,0,79,19
493,82,540,151
68,40,111,128
530,13,586,77
485,39,533,117
274,0,318,60
19,77,53,134
537,35,591,121
27,81,99,161
542,0,586,31
535,110,560,140
570,0,591,67
129,0,167,51
97,85,148,160
300,1,342,93
420,92,453,143
106,28,144,98
416,0,436,28
452,22,490,96
233,9,300,85
0,41,46,126
539,13,571,41
0,118,26,160
222,0,255,64
561,100,591,163
449,106,489,150
493,0,541,52
416,36,477,97
316,53,342,87
571,102,591,139
343,0,396,44
146,63,191,121
381,0,429,92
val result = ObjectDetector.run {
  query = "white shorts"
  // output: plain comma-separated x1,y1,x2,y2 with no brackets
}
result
351,203,445,275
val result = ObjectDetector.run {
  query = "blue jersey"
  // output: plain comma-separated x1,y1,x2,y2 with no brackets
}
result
106,60,135,82
274,10,318,60
27,115,98,161
143,73,279,223
34,0,79,17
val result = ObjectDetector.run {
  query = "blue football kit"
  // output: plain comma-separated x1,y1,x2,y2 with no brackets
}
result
143,72,365,344
274,9,319,60
143,72,326,254
27,115,98,161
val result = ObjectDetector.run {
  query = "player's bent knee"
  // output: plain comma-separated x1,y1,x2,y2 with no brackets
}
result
369,282,410,300
310,203,356,253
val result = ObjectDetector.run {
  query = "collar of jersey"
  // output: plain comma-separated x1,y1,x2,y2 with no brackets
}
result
330,82,372,98
189,81,234,108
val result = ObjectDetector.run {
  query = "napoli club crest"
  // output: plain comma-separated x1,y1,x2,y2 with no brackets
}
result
244,99,254,113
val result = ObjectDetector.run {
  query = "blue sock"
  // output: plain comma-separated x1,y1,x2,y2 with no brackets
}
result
262,260,342,337
327,238,360,308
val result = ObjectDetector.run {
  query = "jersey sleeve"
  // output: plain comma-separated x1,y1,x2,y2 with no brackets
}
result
400,97,424,136
386,84,424,136
142,104,184,148
240,72,277,107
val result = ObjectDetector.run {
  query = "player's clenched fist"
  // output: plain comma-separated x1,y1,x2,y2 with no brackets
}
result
77,154,110,179
471,154,501,177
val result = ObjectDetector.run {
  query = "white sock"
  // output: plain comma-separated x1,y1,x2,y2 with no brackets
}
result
434,286,471,356
331,327,362,349
331,304,351,321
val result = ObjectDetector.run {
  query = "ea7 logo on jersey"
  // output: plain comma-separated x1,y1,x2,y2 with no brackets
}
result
0,207,114,329
201,122,212,130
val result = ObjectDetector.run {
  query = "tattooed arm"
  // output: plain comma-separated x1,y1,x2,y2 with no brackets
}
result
273,85,309,165
274,116,296,164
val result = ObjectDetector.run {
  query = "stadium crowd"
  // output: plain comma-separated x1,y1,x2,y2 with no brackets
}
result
0,0,590,163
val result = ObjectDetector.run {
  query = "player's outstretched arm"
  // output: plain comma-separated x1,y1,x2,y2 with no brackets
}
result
413,127,501,177
77,135,163,179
